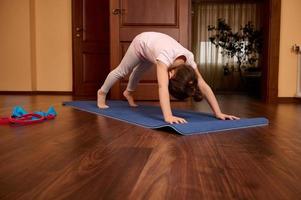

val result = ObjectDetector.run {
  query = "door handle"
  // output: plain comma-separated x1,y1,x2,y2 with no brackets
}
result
112,9,124,15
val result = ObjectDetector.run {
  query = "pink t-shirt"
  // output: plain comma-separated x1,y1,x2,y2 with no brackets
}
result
132,32,197,69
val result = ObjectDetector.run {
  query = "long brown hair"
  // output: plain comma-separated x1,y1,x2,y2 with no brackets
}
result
168,64,203,101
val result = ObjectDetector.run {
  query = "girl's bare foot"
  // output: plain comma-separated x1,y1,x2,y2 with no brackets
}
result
123,90,138,107
97,90,109,109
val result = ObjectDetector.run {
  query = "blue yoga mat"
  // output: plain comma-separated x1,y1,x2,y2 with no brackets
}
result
63,101,268,135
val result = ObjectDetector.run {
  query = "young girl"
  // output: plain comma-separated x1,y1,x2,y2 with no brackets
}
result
98,32,239,124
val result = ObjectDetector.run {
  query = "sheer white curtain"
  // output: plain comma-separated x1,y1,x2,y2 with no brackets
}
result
192,2,261,91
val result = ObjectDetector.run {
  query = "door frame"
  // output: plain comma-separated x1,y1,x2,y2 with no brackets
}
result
262,0,281,103
109,0,120,99
105,0,282,102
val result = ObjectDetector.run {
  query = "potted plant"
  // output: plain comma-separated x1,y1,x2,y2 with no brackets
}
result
208,18,263,76
208,19,263,96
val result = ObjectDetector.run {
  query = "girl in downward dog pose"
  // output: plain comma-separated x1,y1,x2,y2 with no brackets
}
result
98,32,239,124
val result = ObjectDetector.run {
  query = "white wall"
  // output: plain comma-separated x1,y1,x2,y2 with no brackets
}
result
278,0,301,97
35,0,72,91
0,0,32,91
0,0,72,92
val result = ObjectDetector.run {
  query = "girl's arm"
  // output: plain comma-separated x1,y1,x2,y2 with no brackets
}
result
194,68,240,120
156,61,187,124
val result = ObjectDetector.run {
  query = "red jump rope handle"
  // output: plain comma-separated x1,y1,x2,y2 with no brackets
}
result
0,117,10,125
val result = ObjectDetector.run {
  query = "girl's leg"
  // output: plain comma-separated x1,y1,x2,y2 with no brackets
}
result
98,43,141,108
123,61,153,107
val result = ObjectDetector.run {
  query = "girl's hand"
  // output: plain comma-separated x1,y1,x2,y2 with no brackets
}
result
215,113,240,120
165,116,187,124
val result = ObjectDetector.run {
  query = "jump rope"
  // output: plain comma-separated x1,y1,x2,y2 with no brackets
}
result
0,106,57,126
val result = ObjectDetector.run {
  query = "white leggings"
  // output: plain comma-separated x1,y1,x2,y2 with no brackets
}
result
100,43,152,93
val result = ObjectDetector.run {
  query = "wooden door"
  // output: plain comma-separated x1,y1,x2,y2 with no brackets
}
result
110,0,190,100
72,0,110,97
